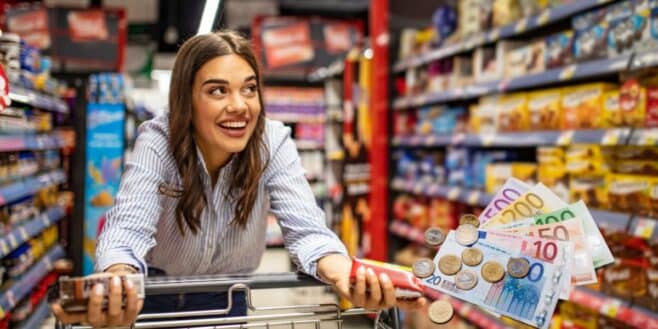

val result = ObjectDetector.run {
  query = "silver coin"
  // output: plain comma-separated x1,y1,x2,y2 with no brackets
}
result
412,258,435,278
455,269,478,290
424,227,446,247
455,224,479,246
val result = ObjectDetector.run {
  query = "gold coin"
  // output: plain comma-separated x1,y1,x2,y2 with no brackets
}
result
412,258,435,278
455,223,479,246
459,214,480,228
438,255,462,276
428,300,454,324
481,261,506,283
461,248,483,266
424,227,446,247
455,269,478,290
507,257,530,278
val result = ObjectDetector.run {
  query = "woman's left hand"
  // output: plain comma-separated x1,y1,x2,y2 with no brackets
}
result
317,254,427,311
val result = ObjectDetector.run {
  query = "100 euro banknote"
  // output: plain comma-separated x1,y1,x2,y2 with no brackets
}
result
422,232,567,329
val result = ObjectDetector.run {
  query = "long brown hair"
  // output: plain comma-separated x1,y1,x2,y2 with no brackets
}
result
163,31,268,235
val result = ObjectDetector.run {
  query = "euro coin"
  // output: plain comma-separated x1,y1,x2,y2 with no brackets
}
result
428,300,454,324
461,247,483,266
481,261,506,283
455,223,479,246
412,258,435,278
507,257,530,278
424,227,446,247
459,214,480,227
438,255,462,276
455,269,478,290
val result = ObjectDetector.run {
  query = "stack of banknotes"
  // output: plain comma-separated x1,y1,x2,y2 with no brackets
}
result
414,177,614,329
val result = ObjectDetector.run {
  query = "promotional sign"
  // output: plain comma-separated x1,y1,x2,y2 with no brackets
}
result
82,102,124,274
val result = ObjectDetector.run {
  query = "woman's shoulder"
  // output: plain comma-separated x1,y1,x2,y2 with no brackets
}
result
263,118,292,150
137,114,170,148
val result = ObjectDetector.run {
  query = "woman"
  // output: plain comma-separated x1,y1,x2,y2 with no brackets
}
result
52,31,426,327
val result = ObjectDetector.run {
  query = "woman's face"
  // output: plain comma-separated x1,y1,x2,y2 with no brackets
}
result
192,54,261,160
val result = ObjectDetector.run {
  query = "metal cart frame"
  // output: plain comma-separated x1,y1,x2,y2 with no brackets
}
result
58,272,401,329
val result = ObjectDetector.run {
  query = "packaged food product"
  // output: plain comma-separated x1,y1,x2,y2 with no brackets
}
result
601,261,646,301
619,79,647,127
615,146,658,160
602,90,622,127
561,83,616,129
459,0,493,38
485,163,537,194
607,2,646,57
613,160,658,175
528,88,561,130
545,31,574,69
474,41,519,82
573,23,608,62
476,95,501,134
492,0,521,27
641,2,658,52
607,174,658,216
570,175,608,209
646,86,658,127
350,258,424,298
496,93,529,132
503,41,545,79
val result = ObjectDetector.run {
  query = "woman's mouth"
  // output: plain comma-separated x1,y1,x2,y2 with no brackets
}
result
217,120,248,138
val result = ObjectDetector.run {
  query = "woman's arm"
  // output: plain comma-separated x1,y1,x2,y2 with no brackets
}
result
95,118,171,274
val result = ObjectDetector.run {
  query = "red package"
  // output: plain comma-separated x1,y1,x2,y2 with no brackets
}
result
349,258,424,299
646,87,658,127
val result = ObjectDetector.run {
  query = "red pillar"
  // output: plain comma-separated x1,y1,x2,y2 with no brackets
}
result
368,0,389,261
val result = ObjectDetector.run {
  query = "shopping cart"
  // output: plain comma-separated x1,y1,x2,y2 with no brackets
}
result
57,272,401,329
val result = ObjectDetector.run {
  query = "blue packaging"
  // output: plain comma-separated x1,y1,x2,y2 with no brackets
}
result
545,31,574,69
573,23,608,62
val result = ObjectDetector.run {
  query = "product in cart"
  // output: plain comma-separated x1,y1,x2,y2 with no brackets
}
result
55,274,145,312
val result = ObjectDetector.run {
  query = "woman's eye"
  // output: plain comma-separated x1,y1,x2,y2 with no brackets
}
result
210,87,227,96
243,85,258,95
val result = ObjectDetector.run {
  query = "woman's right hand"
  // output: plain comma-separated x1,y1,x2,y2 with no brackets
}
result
50,271,143,327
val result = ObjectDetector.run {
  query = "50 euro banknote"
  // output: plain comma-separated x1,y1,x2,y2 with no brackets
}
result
422,231,567,329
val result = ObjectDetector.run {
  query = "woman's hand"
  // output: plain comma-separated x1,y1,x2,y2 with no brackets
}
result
50,268,143,327
317,254,427,311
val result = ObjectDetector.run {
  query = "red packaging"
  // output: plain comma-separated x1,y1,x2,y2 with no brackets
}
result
646,87,658,127
349,258,424,299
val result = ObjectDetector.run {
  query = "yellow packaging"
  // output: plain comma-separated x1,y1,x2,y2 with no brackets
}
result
537,146,565,159
565,145,604,161
613,160,658,176
619,79,647,127
469,104,480,133
496,93,529,132
485,163,537,194
561,83,616,129
607,174,658,216
528,89,562,130
570,175,608,209
478,95,501,134
602,90,622,127
566,159,609,176
539,163,569,201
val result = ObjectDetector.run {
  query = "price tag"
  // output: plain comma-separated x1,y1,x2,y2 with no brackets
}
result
426,135,437,146
515,18,528,33
601,298,622,318
557,130,574,145
468,191,481,205
602,129,621,145
638,128,658,145
8,234,17,248
452,133,465,145
489,28,500,41
634,218,656,240
497,80,510,92
537,10,552,26
414,94,427,106
454,88,464,98
481,133,496,146
18,227,28,241
559,65,577,80
0,240,8,255
447,187,461,200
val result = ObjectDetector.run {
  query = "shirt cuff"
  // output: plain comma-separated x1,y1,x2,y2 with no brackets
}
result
95,247,148,276
296,237,348,282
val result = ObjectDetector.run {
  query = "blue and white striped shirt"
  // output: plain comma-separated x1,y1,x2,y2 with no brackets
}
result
95,114,347,278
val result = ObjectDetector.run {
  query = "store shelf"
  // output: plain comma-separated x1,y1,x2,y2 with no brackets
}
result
268,113,327,124
0,170,67,207
393,54,632,109
8,86,69,114
16,298,50,329
628,128,658,146
390,220,426,245
570,287,658,329
392,128,633,147
391,177,633,230
393,0,610,73
0,206,65,259
0,133,68,152
0,245,64,318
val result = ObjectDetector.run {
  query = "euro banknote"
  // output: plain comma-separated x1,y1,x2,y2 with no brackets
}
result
481,183,567,229
479,177,532,224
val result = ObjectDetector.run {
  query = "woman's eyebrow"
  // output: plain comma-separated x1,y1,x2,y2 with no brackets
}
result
202,78,229,86
244,75,256,82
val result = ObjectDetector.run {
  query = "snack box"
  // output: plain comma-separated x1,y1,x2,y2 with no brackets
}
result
607,174,658,216
619,79,647,127
608,7,647,57
504,40,545,79
492,0,522,27
476,95,502,134
528,88,562,130
485,162,537,194
602,90,622,127
545,31,574,69
570,175,608,209
561,83,617,129
496,93,529,132
646,86,658,127
474,41,519,82
573,23,609,62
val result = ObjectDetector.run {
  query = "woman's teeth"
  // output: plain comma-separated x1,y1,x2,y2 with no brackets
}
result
219,121,247,129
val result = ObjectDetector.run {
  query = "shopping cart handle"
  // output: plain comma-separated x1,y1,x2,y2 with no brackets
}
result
144,272,326,295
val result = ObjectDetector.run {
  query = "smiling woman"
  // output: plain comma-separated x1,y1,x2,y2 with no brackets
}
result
51,30,425,328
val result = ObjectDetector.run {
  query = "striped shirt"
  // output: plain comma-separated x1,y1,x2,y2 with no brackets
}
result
95,114,347,278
